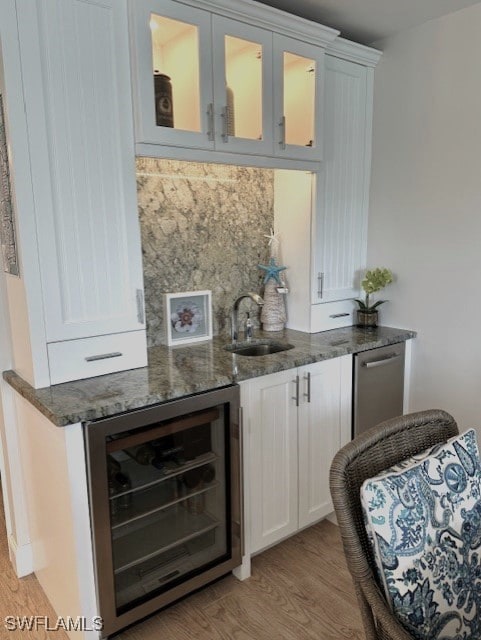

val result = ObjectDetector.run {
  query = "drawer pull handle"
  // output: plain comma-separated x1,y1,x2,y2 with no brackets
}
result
363,354,400,369
85,352,123,362
329,312,350,318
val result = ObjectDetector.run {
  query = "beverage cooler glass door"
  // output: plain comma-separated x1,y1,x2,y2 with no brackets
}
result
84,385,242,637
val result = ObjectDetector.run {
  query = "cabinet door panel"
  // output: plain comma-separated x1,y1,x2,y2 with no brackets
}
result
248,370,298,553
298,359,342,528
212,16,273,155
27,0,145,341
273,35,324,161
314,57,369,302
131,0,214,149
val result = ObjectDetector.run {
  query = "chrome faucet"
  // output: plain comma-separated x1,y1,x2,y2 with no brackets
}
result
231,292,264,343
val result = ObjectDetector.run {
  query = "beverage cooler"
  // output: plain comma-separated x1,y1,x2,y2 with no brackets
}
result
84,385,242,637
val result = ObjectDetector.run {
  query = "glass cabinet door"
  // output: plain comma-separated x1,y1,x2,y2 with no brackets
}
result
131,0,215,149
273,35,324,161
212,17,273,154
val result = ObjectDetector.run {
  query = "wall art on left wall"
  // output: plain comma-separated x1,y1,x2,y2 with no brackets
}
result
0,94,19,276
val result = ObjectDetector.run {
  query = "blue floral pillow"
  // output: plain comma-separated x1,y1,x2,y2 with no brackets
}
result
360,429,481,640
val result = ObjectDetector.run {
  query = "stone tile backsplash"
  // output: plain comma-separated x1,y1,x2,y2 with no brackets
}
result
136,158,274,346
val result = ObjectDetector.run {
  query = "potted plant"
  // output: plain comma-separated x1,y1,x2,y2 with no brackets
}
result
355,267,393,328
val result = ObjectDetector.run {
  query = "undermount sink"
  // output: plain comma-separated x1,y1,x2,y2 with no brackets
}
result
225,341,295,357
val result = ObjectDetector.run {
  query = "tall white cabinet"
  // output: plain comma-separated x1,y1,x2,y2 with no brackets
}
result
242,356,352,555
3,0,147,386
276,41,381,333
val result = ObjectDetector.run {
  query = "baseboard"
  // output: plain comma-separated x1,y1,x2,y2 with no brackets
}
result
325,511,338,526
8,534,33,577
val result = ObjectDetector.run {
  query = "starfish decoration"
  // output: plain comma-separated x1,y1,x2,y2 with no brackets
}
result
258,257,287,285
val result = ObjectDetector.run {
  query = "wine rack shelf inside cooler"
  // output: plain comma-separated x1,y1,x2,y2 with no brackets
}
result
109,451,219,530
112,504,221,574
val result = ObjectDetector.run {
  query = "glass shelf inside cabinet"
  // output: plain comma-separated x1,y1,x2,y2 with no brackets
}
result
150,13,201,132
283,52,316,147
224,35,263,140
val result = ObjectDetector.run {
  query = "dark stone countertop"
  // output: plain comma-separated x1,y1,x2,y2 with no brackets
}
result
3,325,416,426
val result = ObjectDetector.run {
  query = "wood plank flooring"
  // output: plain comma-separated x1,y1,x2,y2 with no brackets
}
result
0,486,363,639
117,522,363,640
0,489,69,640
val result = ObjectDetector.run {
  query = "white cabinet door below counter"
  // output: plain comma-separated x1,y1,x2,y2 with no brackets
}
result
248,368,298,554
246,355,352,555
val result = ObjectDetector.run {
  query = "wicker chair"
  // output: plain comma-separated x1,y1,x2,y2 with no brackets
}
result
329,409,459,640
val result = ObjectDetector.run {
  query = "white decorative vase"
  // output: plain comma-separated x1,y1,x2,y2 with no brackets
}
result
261,280,286,331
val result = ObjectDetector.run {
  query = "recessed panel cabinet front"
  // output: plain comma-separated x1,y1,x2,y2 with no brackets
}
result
246,357,351,554
297,359,344,528
248,369,299,553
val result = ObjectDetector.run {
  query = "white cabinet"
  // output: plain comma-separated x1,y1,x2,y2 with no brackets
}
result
131,0,275,153
130,0,337,160
314,55,371,304
275,44,381,333
13,0,147,385
242,356,352,554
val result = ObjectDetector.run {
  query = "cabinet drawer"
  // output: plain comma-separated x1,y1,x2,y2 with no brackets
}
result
310,299,356,332
47,331,147,385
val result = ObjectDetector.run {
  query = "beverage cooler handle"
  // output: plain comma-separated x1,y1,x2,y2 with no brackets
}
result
105,407,219,453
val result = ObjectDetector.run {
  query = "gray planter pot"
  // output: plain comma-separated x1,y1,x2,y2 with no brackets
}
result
356,309,378,328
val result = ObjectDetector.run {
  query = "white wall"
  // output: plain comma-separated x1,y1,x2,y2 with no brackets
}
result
368,3,481,431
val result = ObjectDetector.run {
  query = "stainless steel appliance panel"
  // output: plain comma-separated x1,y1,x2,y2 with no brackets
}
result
353,342,405,437
84,385,241,638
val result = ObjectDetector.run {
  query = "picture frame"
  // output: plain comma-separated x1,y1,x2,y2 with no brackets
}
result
164,290,213,346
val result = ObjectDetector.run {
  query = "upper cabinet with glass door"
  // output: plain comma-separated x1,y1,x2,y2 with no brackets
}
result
129,0,338,159
131,0,214,149
273,36,325,161
130,0,273,155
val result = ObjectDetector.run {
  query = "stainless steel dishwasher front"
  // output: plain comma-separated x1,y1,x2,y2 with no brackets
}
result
353,342,405,437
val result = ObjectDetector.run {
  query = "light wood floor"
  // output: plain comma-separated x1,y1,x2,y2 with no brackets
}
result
0,490,363,640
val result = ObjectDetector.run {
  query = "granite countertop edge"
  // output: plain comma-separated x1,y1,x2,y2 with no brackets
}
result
3,326,416,427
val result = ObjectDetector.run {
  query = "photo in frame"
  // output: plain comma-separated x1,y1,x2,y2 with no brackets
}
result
164,290,212,346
